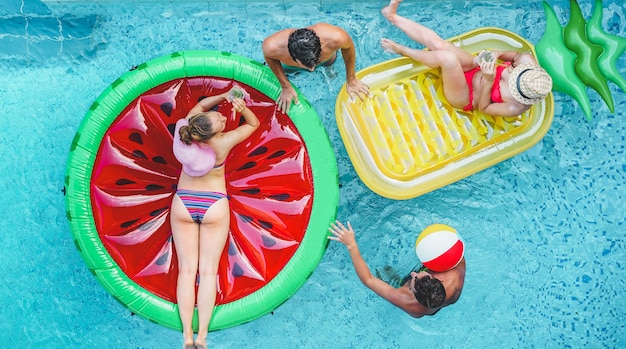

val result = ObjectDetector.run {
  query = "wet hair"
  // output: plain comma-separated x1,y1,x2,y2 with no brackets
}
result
413,275,446,309
287,28,322,69
179,112,216,145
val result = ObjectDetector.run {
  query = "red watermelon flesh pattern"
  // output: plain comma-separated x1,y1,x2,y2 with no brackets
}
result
90,77,314,304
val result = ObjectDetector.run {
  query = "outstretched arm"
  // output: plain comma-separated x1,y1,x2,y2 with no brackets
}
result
338,33,369,101
186,93,228,117
262,36,299,113
328,221,402,304
328,221,377,285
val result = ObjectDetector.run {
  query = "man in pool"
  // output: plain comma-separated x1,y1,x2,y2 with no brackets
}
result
262,23,370,113
328,221,465,317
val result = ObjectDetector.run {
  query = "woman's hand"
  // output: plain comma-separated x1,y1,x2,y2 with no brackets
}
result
328,220,358,250
479,60,496,82
231,98,247,116
473,50,494,66
226,87,245,102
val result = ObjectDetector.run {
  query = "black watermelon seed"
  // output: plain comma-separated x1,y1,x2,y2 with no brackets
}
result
129,132,143,144
156,251,169,265
241,188,260,195
232,263,244,277
270,194,290,201
237,162,256,170
167,123,176,136
116,179,136,186
259,220,273,229
133,150,147,159
160,102,173,116
228,241,237,255
152,156,167,164
145,184,165,191
150,207,167,216
138,221,156,231
268,150,286,159
121,219,138,228
238,214,253,223
250,146,268,156
262,235,277,248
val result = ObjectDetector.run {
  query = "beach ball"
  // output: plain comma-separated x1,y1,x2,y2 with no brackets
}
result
415,224,464,272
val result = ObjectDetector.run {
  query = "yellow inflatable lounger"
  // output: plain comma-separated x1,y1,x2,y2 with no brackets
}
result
335,27,554,200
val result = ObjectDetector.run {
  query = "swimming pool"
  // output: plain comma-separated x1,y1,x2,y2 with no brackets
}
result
1,0,624,347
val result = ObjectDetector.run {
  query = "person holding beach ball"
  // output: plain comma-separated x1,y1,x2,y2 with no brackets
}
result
329,221,466,318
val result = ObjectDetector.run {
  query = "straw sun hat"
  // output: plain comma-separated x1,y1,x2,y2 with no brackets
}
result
508,63,553,105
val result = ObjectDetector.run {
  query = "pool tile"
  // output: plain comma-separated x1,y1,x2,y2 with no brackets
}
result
27,16,60,39
59,14,97,39
0,36,27,57
0,16,27,36
23,0,53,15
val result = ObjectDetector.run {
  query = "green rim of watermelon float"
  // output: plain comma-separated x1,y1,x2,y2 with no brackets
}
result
64,50,339,330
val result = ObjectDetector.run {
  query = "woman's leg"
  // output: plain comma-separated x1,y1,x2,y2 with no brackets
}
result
194,198,231,349
380,0,474,107
382,0,474,68
170,195,200,349
381,39,471,108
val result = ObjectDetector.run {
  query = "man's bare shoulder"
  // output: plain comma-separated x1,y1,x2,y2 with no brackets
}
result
392,285,434,318
308,22,350,45
262,29,292,56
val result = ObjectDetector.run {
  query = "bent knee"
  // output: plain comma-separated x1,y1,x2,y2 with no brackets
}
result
433,50,460,66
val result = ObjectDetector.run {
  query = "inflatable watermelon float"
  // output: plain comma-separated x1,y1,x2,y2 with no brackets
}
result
65,51,338,330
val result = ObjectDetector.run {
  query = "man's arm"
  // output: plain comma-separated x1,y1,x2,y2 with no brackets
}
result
262,33,299,113
328,221,414,312
335,29,369,100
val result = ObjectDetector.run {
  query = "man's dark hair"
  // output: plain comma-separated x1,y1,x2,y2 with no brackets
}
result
413,275,446,308
287,28,322,69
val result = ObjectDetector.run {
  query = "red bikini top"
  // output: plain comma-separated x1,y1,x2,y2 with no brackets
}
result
491,62,512,103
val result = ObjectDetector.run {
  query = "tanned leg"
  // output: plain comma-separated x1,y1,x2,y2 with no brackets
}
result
194,199,230,349
171,196,200,349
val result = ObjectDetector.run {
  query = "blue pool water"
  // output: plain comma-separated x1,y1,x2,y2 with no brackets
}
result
1,0,625,348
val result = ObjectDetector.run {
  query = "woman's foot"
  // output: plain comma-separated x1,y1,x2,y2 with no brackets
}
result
381,38,404,55
182,334,195,349
382,0,403,21
194,337,208,349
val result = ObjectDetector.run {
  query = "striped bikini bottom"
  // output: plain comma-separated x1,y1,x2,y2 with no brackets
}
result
175,189,228,223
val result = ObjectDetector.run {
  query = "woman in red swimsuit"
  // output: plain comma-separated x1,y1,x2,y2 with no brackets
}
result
380,0,552,117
